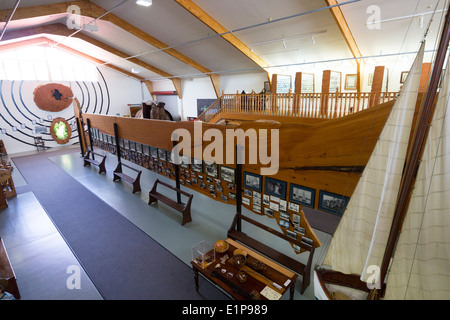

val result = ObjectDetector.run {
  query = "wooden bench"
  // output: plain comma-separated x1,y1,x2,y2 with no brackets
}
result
113,162,142,194
0,237,20,299
83,149,106,174
148,179,193,226
227,213,315,295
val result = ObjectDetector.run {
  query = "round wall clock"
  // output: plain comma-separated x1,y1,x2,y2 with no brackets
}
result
50,117,72,144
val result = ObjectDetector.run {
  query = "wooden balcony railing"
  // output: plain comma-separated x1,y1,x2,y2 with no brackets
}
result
196,91,398,123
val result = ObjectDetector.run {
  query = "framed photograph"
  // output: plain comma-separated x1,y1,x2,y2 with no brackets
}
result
244,172,262,192
136,143,142,154
264,207,273,217
318,190,350,216
286,230,297,240
244,189,252,197
279,219,289,229
158,148,167,161
264,177,287,199
345,74,357,90
400,71,409,84
220,166,235,183
301,236,313,246
290,184,315,207
301,73,315,93
143,145,150,156
192,158,203,173
130,141,136,151
368,73,374,86
205,161,218,178
330,71,341,92
180,155,190,169
150,146,158,158
276,74,291,94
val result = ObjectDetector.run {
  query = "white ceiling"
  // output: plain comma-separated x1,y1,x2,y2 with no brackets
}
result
0,0,447,82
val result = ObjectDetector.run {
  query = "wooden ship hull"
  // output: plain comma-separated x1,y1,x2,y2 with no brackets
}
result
314,1,450,300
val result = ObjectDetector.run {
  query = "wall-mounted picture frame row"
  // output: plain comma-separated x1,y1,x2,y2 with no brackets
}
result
243,171,349,216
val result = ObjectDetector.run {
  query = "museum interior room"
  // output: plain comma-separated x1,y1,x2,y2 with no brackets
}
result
1,0,450,303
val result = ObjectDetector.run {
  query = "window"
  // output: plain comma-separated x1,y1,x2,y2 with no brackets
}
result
0,45,98,82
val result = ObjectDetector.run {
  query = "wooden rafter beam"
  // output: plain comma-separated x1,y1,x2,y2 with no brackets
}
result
175,0,271,83
324,0,364,91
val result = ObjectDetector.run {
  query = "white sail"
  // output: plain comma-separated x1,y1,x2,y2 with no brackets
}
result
384,57,450,300
322,42,425,283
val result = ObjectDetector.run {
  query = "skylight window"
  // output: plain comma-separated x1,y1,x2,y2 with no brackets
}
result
0,45,98,82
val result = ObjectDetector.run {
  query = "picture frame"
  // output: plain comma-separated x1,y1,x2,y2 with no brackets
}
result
289,184,315,207
220,166,235,184
158,148,167,161
150,146,158,159
276,74,292,94
329,71,341,92
205,161,218,178
345,74,357,90
192,158,203,173
243,172,262,192
264,177,287,200
180,155,190,169
400,71,409,84
368,73,374,86
301,73,315,93
318,190,350,216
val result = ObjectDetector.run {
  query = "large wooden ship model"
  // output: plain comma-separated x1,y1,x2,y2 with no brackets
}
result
314,2,450,300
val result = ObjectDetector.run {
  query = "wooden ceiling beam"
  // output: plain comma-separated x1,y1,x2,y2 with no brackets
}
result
324,0,364,91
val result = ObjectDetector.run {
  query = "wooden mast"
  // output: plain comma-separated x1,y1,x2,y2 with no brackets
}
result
379,2,450,294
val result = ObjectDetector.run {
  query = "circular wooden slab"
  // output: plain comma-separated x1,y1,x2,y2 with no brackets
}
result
33,83,74,112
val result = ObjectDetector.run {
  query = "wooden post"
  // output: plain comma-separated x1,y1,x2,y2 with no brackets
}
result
321,70,331,116
113,123,122,171
369,66,385,107
173,140,182,204
75,117,86,157
271,74,278,113
235,145,242,232
86,118,94,160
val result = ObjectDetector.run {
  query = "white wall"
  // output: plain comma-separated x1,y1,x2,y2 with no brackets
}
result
0,66,143,155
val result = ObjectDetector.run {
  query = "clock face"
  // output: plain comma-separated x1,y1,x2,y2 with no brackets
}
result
50,117,72,144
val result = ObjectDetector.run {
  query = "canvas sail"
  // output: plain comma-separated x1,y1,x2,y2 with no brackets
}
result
383,57,450,300
322,42,425,283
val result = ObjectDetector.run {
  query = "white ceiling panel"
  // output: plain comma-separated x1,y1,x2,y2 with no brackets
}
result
0,0,448,83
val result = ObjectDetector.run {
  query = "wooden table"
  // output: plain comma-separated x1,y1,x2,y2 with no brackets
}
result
191,238,298,300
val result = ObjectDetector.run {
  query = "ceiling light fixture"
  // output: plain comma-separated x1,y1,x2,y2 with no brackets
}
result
131,68,141,74
136,0,152,7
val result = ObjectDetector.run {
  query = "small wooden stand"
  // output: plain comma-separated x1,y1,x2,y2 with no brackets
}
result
227,213,315,295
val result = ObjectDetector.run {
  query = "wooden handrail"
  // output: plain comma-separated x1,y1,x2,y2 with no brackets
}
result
196,92,398,122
